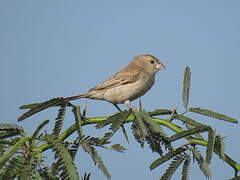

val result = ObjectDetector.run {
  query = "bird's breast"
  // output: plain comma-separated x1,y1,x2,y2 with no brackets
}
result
103,75,154,104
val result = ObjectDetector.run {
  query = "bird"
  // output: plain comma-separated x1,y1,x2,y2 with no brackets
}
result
65,54,166,111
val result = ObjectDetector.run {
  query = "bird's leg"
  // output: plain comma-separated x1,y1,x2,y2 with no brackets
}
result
113,103,122,112
112,103,129,144
124,100,136,111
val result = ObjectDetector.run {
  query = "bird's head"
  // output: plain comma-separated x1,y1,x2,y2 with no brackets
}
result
133,54,166,75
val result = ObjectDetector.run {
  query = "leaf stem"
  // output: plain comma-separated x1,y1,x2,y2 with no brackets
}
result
34,115,240,172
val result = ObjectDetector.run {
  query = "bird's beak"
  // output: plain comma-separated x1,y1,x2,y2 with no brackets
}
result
156,63,166,70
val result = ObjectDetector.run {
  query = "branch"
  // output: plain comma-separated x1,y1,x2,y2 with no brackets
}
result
33,115,240,172
0,136,32,166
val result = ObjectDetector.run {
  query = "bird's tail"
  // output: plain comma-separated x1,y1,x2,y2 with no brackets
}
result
65,93,90,101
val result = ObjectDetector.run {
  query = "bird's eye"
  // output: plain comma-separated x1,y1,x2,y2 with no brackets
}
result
150,60,155,64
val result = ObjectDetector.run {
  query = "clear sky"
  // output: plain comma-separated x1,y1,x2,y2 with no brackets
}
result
1,1,240,180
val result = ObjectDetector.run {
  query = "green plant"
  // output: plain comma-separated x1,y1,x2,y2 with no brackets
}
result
0,67,239,180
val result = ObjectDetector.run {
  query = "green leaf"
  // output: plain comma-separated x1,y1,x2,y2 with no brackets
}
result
139,98,143,110
139,110,164,134
185,123,204,140
81,142,111,179
133,111,148,138
131,123,144,147
45,135,79,180
53,103,68,136
19,101,72,109
72,105,84,138
150,147,187,170
0,123,23,131
82,173,91,180
95,110,130,129
109,111,130,133
82,102,88,117
32,120,49,140
229,176,240,180
181,155,191,180
192,148,212,179
0,156,26,179
206,129,216,164
68,143,79,160
214,135,225,159
120,125,129,144
19,103,43,109
174,114,202,127
105,144,126,153
133,110,172,155
77,135,109,147
182,66,191,110
145,133,164,155
160,154,186,180
0,123,25,139
18,98,66,121
148,109,173,116
99,111,131,142
0,136,31,167
170,125,210,142
189,108,238,123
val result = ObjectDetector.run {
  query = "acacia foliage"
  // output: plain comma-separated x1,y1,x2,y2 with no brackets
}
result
0,67,239,180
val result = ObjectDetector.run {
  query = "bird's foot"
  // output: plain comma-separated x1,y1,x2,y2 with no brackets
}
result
124,100,138,112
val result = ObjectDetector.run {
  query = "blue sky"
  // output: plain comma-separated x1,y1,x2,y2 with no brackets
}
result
1,1,240,179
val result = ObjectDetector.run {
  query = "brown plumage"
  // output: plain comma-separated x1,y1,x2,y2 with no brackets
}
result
65,54,165,110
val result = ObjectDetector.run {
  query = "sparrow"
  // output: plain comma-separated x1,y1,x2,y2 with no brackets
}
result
65,54,165,111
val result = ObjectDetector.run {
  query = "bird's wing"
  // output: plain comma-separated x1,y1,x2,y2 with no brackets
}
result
89,64,142,91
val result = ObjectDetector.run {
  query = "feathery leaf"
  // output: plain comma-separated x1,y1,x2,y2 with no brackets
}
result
174,114,202,127
139,98,143,110
82,101,88,117
133,110,172,155
100,111,131,142
189,108,238,123
104,144,126,153
192,148,212,179
139,110,164,134
95,110,130,129
160,154,186,180
120,125,129,144
131,122,144,147
229,176,240,180
19,103,43,109
0,131,23,139
72,105,84,138
32,120,49,140
148,109,173,116
181,155,191,180
214,135,225,159
170,125,210,142
19,100,72,110
133,111,148,138
0,136,31,167
182,67,191,110
53,103,68,136
0,123,25,138
45,135,79,180
77,135,110,147
150,147,187,170
185,123,204,140
81,142,111,179
0,123,23,131
0,156,26,179
69,143,79,160
145,132,164,155
18,98,66,121
82,173,91,180
206,129,216,164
